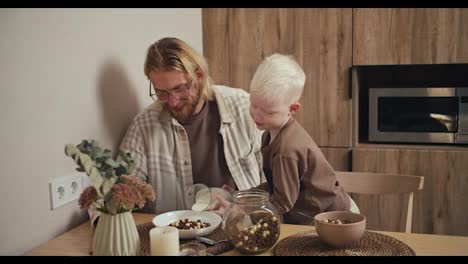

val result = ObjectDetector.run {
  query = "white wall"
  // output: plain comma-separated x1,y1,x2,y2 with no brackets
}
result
0,8,202,255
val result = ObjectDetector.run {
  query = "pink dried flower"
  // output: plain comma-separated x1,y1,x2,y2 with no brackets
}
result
79,174,156,214
79,186,99,210
120,175,156,203
134,189,145,209
111,183,138,211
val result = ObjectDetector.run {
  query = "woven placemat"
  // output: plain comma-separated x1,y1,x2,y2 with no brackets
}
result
137,222,233,256
274,231,416,256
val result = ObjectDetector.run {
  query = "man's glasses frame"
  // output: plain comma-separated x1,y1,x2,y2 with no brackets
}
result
149,78,193,102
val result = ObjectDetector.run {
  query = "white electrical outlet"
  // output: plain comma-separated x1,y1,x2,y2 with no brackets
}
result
81,173,91,189
49,172,86,210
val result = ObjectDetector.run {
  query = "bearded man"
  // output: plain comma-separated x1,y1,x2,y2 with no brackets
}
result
119,37,265,215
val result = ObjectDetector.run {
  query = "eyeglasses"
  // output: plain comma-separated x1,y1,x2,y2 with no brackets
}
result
149,78,193,102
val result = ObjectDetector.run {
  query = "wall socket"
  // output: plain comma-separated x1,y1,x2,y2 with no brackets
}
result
49,172,87,210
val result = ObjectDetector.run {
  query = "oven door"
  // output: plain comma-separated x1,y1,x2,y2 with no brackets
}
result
456,88,468,143
369,87,458,144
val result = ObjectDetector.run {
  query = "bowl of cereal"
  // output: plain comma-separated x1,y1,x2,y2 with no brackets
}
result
314,211,366,248
152,210,222,239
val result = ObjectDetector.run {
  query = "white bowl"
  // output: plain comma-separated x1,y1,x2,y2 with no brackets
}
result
152,210,222,239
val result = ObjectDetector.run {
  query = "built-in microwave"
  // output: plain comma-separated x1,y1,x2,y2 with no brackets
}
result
369,87,468,144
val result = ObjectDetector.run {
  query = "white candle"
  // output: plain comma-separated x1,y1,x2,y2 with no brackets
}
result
150,226,180,256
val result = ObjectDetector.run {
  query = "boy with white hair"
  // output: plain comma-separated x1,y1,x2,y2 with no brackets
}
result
247,53,355,224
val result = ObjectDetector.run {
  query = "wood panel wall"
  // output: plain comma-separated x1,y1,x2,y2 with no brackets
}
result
202,9,230,85
352,148,468,236
353,8,468,65
320,147,351,171
203,8,352,148
300,9,352,148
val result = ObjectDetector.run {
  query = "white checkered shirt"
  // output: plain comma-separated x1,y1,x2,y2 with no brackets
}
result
119,85,265,214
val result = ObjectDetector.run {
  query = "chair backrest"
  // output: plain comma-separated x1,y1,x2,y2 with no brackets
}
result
336,171,424,233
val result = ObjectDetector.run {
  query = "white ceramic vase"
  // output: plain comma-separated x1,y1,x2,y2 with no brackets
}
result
93,211,140,256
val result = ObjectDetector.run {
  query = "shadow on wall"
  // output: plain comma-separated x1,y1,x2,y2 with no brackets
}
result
66,210,90,233
97,58,141,155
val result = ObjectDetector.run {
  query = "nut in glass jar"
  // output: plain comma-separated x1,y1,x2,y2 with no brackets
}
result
221,189,280,255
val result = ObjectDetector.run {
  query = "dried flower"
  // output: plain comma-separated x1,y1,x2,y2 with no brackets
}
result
79,186,99,210
66,139,156,215
77,175,156,215
120,175,156,202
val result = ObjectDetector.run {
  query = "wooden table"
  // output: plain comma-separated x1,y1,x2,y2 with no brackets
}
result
25,213,468,256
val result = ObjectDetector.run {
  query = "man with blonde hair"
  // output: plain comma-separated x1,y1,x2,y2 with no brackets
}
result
248,53,353,224
117,37,265,216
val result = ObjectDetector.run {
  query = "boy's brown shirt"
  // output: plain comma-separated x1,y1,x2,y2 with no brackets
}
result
259,117,350,225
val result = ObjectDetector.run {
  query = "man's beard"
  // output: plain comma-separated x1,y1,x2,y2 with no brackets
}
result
166,91,201,122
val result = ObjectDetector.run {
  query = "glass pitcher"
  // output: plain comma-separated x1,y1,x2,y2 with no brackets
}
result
187,183,233,212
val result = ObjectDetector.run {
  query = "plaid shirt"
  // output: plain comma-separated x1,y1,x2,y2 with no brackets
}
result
119,85,265,214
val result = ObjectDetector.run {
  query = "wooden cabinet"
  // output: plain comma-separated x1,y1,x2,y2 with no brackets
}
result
353,8,468,65
203,8,468,236
320,147,351,171
202,9,230,85
351,9,468,235
352,148,468,236
228,8,290,91
203,8,352,148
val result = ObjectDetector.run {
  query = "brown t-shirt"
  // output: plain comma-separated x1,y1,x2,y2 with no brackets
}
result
259,117,350,225
180,100,237,189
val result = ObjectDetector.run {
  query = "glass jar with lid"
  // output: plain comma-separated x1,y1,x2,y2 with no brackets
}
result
221,189,280,255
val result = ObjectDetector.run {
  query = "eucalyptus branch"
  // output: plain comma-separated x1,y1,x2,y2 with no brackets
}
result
65,139,145,215
65,144,116,198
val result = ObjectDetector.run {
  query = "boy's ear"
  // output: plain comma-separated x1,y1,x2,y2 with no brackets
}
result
289,102,301,114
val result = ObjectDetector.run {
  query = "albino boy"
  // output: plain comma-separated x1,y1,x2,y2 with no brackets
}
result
248,54,353,224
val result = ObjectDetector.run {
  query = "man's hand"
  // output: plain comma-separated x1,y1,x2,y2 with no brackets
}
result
208,192,232,217
221,184,236,194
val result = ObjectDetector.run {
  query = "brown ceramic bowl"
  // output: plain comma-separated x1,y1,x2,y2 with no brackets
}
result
314,211,366,248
